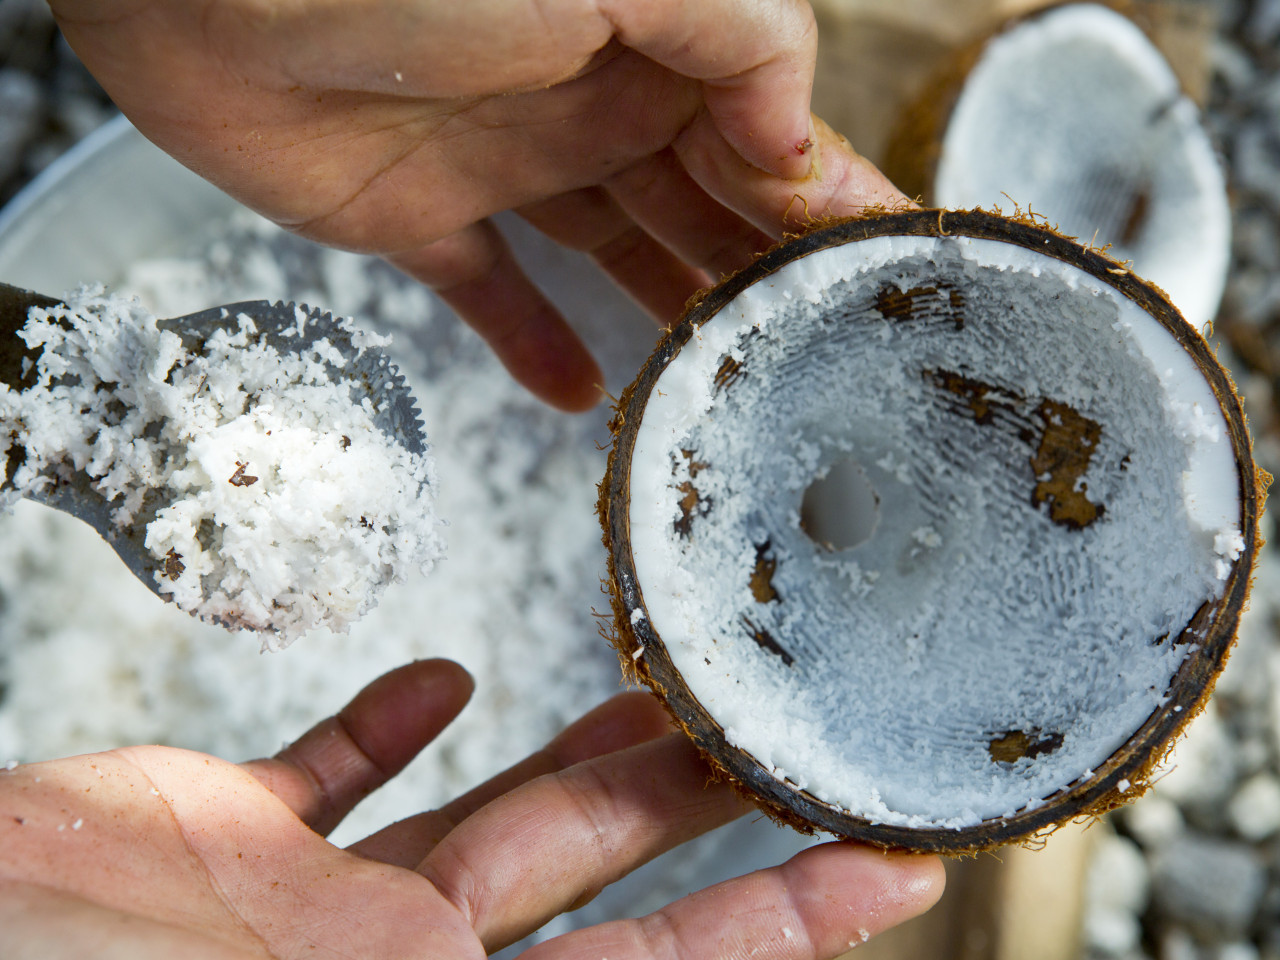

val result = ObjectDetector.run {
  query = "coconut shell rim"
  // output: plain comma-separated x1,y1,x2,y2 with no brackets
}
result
600,208,1263,854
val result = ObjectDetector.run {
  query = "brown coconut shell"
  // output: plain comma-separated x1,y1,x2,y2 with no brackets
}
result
599,208,1264,854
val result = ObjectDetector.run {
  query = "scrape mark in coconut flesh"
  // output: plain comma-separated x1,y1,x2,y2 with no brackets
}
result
926,370,1105,529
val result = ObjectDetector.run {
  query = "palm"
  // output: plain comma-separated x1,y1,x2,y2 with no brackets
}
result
0,661,942,960
2,749,478,960
51,0,907,410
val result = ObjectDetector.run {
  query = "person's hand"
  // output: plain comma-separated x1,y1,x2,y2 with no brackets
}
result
49,0,907,411
0,659,942,959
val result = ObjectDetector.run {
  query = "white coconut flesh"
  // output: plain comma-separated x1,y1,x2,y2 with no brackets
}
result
933,3,1230,330
626,234,1243,830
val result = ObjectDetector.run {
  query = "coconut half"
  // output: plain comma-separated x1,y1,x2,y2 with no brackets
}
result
601,209,1261,852
885,2,1230,331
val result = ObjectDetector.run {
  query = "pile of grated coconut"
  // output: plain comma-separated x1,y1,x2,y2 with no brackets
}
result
0,286,443,645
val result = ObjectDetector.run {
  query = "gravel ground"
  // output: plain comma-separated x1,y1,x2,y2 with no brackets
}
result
2,4,1278,959
0,1,114,206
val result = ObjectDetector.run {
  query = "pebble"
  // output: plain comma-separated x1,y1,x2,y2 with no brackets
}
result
1239,736,1275,778
0,18,115,204
1236,209,1280,273
1086,831,1152,955
1123,794,1187,849
0,0,54,74
1149,835,1267,940
1216,943,1262,960
1160,928,1205,960
1087,907,1145,957
1211,35,1256,94
1247,0,1280,44
1153,706,1242,832
0,69,43,186
1234,125,1280,212
1229,774,1280,841
1261,74,1280,127
1261,924,1280,960
1089,832,1151,914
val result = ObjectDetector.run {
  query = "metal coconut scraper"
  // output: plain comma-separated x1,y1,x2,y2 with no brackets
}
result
0,280,426,601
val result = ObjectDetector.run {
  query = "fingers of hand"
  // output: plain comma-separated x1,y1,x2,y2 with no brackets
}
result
346,691,672,868
444,691,676,825
420,733,750,952
599,0,819,178
518,173,773,328
522,842,945,960
388,222,604,412
520,144,781,331
242,659,473,834
678,112,914,238
603,148,776,279
518,187,711,326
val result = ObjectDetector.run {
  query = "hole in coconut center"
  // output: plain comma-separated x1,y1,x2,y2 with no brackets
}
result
800,458,879,551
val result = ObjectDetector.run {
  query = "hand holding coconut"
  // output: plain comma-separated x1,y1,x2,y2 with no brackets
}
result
50,0,905,411
0,660,942,958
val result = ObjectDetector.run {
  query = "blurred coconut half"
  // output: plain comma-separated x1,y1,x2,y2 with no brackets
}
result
883,2,1230,331
600,209,1262,853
